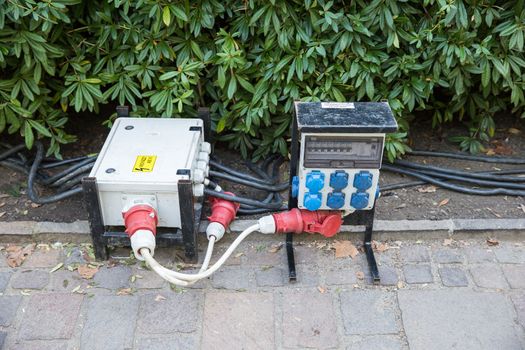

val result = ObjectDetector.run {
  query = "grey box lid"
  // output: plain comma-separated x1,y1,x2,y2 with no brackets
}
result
295,101,398,133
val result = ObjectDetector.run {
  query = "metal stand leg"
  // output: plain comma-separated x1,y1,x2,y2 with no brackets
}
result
178,180,198,263
286,233,297,282
363,209,380,284
81,177,108,260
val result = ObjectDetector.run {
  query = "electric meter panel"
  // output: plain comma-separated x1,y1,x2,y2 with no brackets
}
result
291,101,397,212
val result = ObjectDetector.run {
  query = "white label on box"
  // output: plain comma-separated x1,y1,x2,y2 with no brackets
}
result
321,102,355,109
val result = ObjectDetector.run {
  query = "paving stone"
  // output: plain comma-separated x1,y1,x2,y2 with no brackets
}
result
470,264,508,289
135,335,197,350
324,266,357,285
292,264,319,287
255,267,285,287
0,271,12,292
138,292,202,334
211,266,254,290
399,289,522,350
93,265,132,289
63,247,86,266
433,248,463,263
463,246,496,263
0,296,22,326
10,270,49,289
81,295,139,350
439,267,468,287
377,265,399,286
340,290,398,335
346,335,404,350
511,294,525,328
501,265,525,289
202,292,274,350
18,293,83,340
403,264,433,284
241,242,286,266
47,270,85,292
494,246,525,264
131,267,165,289
12,340,68,350
23,249,60,268
0,252,8,268
400,245,430,263
0,331,6,350
282,290,338,349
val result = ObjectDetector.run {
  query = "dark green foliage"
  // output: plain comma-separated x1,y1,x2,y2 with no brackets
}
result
1,0,524,160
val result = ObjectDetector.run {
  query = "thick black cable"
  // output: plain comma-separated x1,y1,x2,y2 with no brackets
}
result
26,142,84,204
394,165,525,190
40,155,92,169
209,159,274,185
49,163,94,187
0,144,25,161
204,188,284,209
381,164,525,196
41,157,95,185
407,150,525,164
209,170,289,192
394,160,525,182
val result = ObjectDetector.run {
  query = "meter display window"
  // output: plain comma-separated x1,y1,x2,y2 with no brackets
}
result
303,135,383,168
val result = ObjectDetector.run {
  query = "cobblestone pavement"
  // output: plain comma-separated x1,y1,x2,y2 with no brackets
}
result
0,237,524,350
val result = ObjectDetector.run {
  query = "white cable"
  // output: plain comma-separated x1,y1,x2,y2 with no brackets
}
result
199,236,215,273
140,224,259,285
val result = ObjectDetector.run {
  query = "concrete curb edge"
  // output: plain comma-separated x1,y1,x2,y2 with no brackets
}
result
0,218,523,244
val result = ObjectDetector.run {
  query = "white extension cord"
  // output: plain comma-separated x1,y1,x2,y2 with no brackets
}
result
140,224,261,286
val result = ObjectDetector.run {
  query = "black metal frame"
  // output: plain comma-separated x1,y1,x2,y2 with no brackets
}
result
81,106,211,262
287,110,380,284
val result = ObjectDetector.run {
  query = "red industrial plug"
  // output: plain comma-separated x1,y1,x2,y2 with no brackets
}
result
271,208,342,237
207,192,240,241
122,204,158,260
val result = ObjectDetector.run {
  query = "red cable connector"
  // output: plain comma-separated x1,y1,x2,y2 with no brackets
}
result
208,192,240,229
272,208,342,237
123,204,158,237
206,192,240,241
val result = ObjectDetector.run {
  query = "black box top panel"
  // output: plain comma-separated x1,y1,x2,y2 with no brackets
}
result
295,101,398,133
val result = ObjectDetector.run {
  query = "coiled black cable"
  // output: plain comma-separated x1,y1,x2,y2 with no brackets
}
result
407,150,525,164
382,164,525,196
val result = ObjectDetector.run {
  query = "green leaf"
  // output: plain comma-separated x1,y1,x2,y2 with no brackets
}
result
162,6,171,26
227,76,237,99
24,122,34,149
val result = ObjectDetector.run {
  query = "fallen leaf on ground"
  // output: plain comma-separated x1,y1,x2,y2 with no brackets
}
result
234,252,244,258
438,198,450,207
519,204,525,214
6,244,35,268
0,212,5,218
508,128,521,135
372,240,389,253
20,289,31,296
30,203,41,208
77,264,99,279
486,238,499,246
492,141,513,155
268,243,283,253
71,285,85,294
443,239,453,246
397,281,404,289
417,185,437,193
0,194,9,198
317,286,327,294
485,149,496,156
395,203,407,209
333,240,359,258
356,271,364,280
50,263,64,273
117,288,133,296
155,294,166,302
0,202,5,208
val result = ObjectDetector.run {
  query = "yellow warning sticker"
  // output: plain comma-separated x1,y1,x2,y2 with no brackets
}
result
133,155,157,172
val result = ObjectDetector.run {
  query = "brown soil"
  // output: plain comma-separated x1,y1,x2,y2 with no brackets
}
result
0,110,524,223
